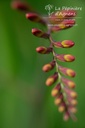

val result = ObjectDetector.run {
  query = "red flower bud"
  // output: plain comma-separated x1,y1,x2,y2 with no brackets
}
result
56,54,75,62
60,19,75,29
62,77,76,88
68,98,77,106
11,1,32,12
53,40,74,48
64,88,77,98
61,40,74,48
51,19,75,32
26,13,46,25
59,66,76,77
53,42,63,48
32,28,49,39
36,46,52,54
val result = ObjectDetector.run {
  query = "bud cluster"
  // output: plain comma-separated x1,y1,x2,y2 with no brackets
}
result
11,0,77,121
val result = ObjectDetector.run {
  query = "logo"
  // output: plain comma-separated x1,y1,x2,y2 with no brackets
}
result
45,4,54,16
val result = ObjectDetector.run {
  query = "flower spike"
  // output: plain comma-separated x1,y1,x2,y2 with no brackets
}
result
12,1,77,121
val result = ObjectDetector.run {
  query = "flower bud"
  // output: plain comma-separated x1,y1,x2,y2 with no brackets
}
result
58,103,66,112
53,42,63,48
48,12,64,25
11,1,32,12
61,77,76,88
51,83,61,97
42,61,55,72
53,40,74,48
46,72,58,86
64,88,77,98
36,46,52,54
54,93,63,105
70,91,77,98
51,19,75,32
48,10,76,26
69,106,77,114
69,99,78,106
59,66,76,77
26,13,46,25
63,112,70,121
56,54,75,62
59,19,75,30
61,40,74,48
32,28,49,39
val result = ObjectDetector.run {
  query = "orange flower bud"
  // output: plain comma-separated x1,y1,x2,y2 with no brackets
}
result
32,28,49,39
69,107,77,114
62,77,76,88
70,99,78,106
59,66,76,77
36,46,52,54
42,61,55,72
54,93,63,105
63,112,70,121
56,54,75,62
64,88,77,98
70,91,77,98
46,72,58,86
58,103,66,112
51,83,61,97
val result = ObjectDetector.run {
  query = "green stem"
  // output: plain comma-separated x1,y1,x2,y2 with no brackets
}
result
49,35,68,104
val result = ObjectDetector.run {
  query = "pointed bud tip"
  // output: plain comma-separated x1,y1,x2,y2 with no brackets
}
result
32,28,36,33
26,13,30,19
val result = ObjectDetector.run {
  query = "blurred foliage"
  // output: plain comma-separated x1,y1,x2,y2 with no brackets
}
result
0,0,85,128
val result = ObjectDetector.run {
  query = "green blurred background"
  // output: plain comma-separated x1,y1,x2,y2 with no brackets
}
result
0,0,85,128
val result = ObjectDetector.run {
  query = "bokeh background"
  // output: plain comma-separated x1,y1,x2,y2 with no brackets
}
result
0,0,85,128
